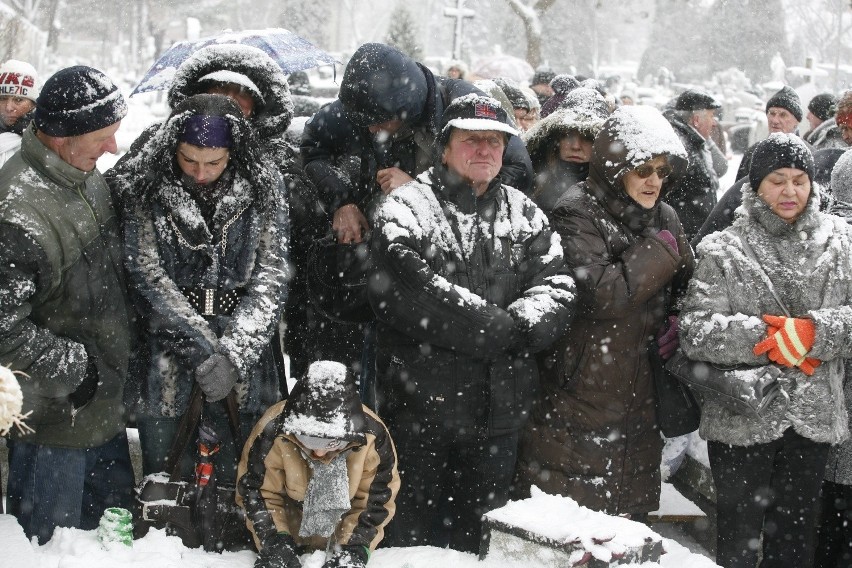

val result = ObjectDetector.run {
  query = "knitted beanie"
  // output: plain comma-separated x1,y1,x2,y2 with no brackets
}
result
765,86,803,122
748,132,814,189
808,92,836,121
34,66,127,137
0,59,38,102
530,68,556,87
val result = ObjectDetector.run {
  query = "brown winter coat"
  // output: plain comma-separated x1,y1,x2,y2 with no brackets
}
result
513,107,694,515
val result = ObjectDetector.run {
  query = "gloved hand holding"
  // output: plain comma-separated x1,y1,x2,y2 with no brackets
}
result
321,545,369,568
655,229,679,255
254,533,302,568
195,352,239,401
753,315,821,376
656,315,679,360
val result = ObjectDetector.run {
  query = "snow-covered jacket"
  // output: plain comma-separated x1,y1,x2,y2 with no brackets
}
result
824,150,852,484
237,363,399,552
0,126,133,447
662,110,720,241
805,117,846,151
514,106,693,515
369,166,576,437
680,188,852,447
118,95,290,418
300,43,534,216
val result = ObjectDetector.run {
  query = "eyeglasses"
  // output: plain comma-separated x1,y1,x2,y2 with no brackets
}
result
634,162,673,180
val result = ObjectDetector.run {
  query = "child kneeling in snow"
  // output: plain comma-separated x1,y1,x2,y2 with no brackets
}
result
236,361,399,568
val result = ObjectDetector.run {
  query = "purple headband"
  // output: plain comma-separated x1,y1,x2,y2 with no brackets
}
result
180,114,233,148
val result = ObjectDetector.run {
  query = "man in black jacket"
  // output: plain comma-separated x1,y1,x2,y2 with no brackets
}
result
369,94,576,553
663,89,727,241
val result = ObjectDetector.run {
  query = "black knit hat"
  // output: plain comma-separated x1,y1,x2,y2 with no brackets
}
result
808,92,837,121
34,66,127,137
530,68,556,87
748,132,814,189
765,86,803,122
675,89,721,111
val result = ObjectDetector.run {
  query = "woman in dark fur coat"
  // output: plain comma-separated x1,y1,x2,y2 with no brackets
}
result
118,94,290,482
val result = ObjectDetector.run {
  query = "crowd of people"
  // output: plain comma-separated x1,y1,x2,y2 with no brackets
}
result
1,40,852,568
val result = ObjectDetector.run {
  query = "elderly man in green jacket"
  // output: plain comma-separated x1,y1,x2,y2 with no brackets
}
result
0,66,134,544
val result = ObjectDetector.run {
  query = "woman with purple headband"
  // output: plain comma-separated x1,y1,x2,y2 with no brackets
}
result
116,93,290,484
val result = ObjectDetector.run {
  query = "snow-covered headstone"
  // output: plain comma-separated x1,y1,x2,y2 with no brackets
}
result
481,487,663,567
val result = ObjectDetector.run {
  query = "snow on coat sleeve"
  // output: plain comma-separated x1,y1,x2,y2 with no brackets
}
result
370,182,574,357
679,236,768,367
502,190,577,353
0,225,88,395
218,182,291,377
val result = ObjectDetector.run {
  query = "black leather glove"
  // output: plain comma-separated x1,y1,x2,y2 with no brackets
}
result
321,545,369,568
255,533,301,568
195,352,239,402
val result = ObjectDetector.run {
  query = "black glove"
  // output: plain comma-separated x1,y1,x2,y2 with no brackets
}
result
321,545,369,568
195,352,239,402
255,533,301,568
69,355,99,409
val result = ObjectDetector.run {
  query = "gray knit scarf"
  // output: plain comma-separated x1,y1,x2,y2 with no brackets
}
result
299,451,351,538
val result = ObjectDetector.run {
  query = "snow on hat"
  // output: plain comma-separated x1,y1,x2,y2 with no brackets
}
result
281,361,366,443
34,66,126,137
808,92,836,121
675,89,721,111
540,74,581,118
439,93,519,146
0,59,38,102
765,85,803,122
530,67,556,87
748,132,814,190
493,77,532,111
198,69,265,104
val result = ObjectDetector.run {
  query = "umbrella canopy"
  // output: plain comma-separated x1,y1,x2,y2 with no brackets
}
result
472,54,535,85
132,27,338,95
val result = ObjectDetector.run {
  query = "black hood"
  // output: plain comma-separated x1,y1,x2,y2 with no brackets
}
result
339,42,427,128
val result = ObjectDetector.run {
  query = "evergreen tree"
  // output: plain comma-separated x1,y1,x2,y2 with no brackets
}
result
385,5,423,61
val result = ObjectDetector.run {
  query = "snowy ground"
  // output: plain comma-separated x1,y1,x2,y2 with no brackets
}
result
1,503,719,568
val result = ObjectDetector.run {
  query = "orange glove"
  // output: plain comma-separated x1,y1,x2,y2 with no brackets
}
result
753,315,821,375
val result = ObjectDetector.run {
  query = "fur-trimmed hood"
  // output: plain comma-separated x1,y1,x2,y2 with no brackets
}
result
128,94,279,224
168,44,294,142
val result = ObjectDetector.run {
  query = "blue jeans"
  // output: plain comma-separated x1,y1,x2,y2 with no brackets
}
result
6,431,135,544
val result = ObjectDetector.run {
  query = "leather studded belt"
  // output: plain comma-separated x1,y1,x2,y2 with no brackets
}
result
180,287,245,316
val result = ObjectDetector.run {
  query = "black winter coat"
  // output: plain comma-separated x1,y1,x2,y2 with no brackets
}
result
662,111,719,241
369,167,576,438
